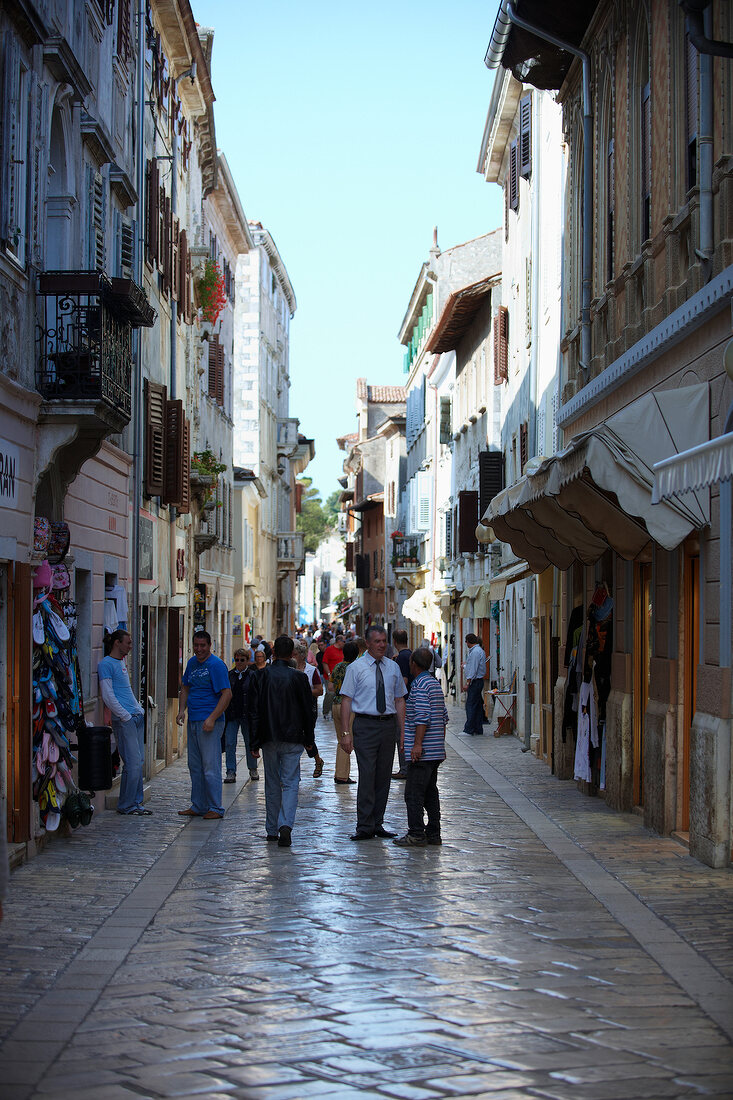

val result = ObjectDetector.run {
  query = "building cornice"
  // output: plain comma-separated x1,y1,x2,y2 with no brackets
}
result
249,225,296,315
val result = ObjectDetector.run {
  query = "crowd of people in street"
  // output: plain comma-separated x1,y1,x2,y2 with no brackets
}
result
97,622,490,850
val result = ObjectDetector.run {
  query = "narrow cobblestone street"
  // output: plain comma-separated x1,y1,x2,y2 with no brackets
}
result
2,704,733,1100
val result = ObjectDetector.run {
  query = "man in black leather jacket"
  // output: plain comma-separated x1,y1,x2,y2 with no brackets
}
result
249,634,316,847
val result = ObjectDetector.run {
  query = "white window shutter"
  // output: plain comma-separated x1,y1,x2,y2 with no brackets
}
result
417,471,431,531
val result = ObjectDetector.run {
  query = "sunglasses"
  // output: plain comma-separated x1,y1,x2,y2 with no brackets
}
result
234,657,248,663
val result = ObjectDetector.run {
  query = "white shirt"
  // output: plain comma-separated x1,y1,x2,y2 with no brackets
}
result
340,652,407,714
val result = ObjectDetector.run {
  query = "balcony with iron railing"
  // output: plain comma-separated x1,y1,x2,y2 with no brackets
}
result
37,271,155,431
391,536,423,571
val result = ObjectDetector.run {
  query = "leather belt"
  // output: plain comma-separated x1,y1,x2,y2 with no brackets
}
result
353,712,395,721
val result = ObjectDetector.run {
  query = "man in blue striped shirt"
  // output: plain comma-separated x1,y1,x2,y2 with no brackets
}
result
393,647,449,847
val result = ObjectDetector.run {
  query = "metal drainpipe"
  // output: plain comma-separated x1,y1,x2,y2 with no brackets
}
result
697,5,713,268
169,125,178,599
131,3,146,694
504,1,593,380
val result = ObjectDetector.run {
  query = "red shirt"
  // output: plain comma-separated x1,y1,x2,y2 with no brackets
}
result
323,644,344,675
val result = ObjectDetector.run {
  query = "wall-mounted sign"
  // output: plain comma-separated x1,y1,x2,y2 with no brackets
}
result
0,438,20,508
139,515,153,580
233,614,242,636
193,583,206,628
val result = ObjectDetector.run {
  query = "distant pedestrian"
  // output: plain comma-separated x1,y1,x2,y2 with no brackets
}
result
329,640,359,785
391,629,412,779
340,624,407,841
177,632,232,820
293,641,325,777
393,647,449,847
249,635,316,847
463,633,487,737
98,629,150,816
253,649,267,670
224,648,258,784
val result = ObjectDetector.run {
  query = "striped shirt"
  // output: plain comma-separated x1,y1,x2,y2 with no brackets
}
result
404,671,449,761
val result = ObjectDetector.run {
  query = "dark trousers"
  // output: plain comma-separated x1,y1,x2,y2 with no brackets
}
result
404,760,441,838
353,714,396,833
465,679,485,735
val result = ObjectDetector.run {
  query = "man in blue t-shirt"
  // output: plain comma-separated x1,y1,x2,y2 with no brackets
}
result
176,631,232,819
98,629,149,816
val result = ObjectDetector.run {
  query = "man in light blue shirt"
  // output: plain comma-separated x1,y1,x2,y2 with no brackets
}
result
340,624,407,840
463,633,487,736
176,631,232,820
98,629,149,816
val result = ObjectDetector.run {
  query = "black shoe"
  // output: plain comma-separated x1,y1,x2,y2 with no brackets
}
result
278,826,292,847
391,772,408,780
374,827,397,839
426,835,442,845
334,777,356,784
223,771,236,784
393,832,427,847
266,834,278,842
350,832,375,841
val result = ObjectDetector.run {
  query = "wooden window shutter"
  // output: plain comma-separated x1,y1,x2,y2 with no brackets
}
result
685,35,698,189
295,482,303,513
519,94,532,178
178,229,188,321
457,490,478,555
519,420,529,473
161,193,172,295
172,217,179,300
479,451,504,517
90,170,106,271
157,184,165,273
116,0,132,61
607,137,615,285
509,139,519,211
145,158,158,266
179,416,191,514
208,335,219,399
493,306,509,384
163,398,185,507
345,542,354,572
144,379,166,497
641,81,651,241
216,340,225,406
445,509,452,559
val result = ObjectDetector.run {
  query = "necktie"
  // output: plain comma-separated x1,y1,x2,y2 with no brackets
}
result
375,659,386,714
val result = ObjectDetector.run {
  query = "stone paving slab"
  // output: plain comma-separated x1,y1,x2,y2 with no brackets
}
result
0,707,732,1098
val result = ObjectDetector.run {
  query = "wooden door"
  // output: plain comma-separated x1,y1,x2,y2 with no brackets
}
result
633,561,652,807
682,552,699,830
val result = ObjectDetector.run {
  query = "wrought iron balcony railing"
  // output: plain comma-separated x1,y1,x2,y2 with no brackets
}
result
37,271,155,419
391,537,422,569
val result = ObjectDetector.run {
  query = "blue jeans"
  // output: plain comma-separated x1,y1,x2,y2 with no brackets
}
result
261,741,303,835
465,679,485,736
113,714,145,812
224,717,257,775
188,718,225,815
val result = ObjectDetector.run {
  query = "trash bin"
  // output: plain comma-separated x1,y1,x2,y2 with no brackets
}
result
77,725,113,791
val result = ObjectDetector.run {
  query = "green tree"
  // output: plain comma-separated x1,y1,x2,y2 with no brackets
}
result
324,490,340,527
297,478,334,553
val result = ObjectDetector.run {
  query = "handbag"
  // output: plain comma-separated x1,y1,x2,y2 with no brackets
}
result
34,517,51,554
48,521,70,563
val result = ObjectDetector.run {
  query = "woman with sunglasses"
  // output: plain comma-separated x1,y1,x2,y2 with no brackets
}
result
223,648,259,783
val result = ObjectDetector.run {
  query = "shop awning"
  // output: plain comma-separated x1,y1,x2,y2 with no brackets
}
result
458,583,481,618
653,432,733,502
402,588,440,629
483,384,710,574
473,584,493,619
489,561,531,600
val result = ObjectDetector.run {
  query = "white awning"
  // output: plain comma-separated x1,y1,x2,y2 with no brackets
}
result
473,584,493,619
489,561,531,600
457,583,482,619
653,432,733,502
483,384,710,573
401,588,440,628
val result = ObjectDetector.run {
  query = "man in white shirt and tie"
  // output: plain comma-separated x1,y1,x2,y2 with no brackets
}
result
340,624,407,840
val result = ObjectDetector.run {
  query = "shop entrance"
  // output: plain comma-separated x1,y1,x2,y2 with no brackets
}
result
6,562,32,843
633,561,652,808
682,550,699,831
537,568,554,764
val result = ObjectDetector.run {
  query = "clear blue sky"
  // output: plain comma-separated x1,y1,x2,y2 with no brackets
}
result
196,0,504,499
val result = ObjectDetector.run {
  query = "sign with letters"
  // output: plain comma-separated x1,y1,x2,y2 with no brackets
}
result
0,439,20,508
